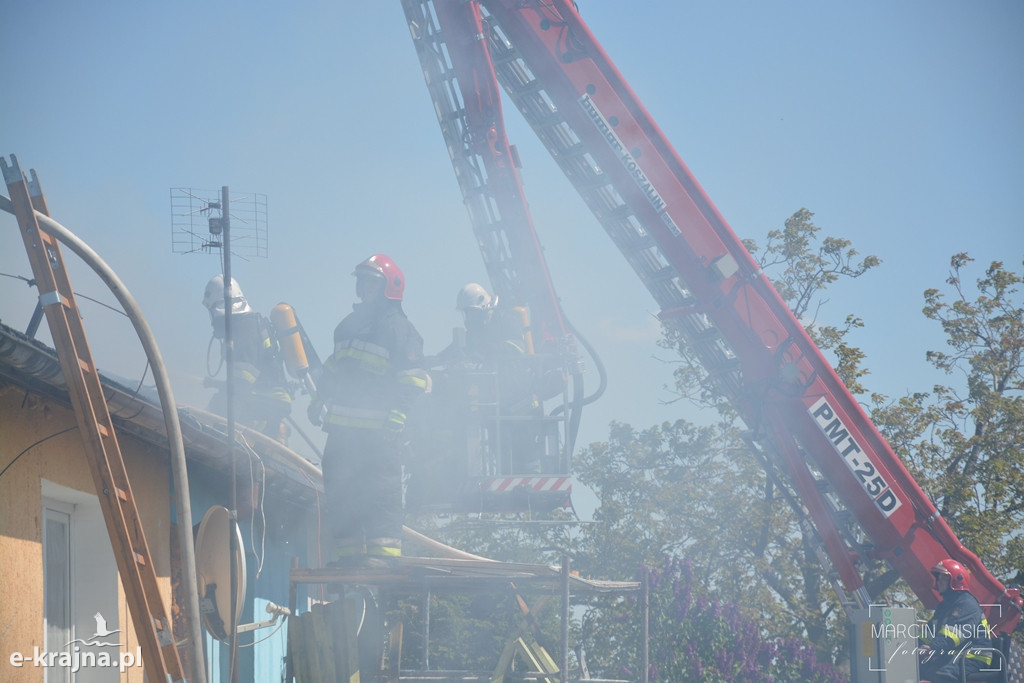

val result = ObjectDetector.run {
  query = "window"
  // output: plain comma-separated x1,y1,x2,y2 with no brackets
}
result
43,503,72,683
42,481,118,682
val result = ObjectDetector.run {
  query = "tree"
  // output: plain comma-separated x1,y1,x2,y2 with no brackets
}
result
665,208,879,411
871,255,1024,578
602,208,880,665
578,556,845,682
746,207,879,393
572,218,1023,677
402,218,1023,677
571,417,852,674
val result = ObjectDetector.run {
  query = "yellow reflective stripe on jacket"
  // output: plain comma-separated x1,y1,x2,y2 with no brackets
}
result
936,619,993,666
367,538,402,557
398,367,430,392
233,362,260,384
964,618,993,665
939,626,963,646
253,388,292,403
333,338,391,373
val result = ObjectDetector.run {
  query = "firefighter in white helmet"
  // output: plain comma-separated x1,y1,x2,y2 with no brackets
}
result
308,255,429,567
438,283,546,473
202,274,292,443
450,282,527,360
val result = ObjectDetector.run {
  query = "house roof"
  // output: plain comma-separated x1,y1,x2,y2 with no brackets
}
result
0,320,323,505
0,321,642,595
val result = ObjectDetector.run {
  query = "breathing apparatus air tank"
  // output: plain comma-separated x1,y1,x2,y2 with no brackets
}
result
270,303,316,394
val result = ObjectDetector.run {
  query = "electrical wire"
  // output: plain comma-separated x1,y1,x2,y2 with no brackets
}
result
2,189,206,682
0,270,129,317
106,361,153,422
235,433,267,580
3,267,154,420
237,618,286,648
0,425,79,480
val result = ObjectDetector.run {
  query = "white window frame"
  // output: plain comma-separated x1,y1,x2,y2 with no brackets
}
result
42,480,119,683
42,499,74,683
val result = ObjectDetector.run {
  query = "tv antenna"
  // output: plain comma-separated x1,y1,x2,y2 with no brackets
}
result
170,187,268,259
170,185,267,683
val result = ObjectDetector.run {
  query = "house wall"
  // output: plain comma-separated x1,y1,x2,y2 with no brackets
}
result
187,458,318,682
0,383,174,682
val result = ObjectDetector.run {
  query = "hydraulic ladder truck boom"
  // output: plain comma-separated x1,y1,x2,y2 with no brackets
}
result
400,0,1023,635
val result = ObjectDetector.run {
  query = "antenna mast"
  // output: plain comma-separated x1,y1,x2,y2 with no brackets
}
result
170,186,268,683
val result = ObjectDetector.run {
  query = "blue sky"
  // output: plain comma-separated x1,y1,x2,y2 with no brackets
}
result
3,2,1022,476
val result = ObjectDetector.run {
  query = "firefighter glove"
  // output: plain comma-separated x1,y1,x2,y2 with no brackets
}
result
307,397,324,427
383,409,406,443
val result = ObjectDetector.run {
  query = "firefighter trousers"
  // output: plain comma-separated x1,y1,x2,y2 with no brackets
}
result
321,426,403,556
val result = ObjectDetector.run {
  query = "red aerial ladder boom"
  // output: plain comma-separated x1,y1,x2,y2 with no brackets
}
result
403,0,568,349
400,0,1023,635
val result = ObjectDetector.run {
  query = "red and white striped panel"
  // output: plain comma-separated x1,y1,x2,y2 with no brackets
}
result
481,477,572,493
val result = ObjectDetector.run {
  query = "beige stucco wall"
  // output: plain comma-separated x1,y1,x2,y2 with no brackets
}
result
0,382,175,682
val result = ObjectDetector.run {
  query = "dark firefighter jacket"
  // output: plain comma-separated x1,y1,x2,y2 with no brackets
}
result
922,588,993,667
212,311,291,425
317,300,428,430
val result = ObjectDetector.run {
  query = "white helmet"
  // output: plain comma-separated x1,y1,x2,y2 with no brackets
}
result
456,282,495,312
203,274,251,316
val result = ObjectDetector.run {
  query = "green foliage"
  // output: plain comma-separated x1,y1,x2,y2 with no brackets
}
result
571,417,849,673
397,513,577,672
872,255,1024,577
578,239,1022,676
746,207,880,394
663,208,880,408
400,223,1023,678
386,591,522,672
750,208,881,324
646,210,878,662
577,556,845,681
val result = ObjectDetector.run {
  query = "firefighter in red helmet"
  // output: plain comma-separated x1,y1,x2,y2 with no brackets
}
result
918,559,994,682
308,254,428,567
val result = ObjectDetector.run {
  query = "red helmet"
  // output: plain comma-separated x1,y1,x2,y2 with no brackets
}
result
932,559,970,591
353,254,405,301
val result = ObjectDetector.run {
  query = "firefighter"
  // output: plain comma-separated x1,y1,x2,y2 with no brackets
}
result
308,254,428,567
439,283,544,474
437,283,529,366
918,559,994,682
202,275,292,443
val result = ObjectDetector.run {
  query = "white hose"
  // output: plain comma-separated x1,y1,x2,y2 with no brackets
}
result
0,192,207,683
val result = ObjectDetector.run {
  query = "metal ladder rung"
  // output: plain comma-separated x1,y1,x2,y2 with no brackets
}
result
153,617,175,645
39,290,68,308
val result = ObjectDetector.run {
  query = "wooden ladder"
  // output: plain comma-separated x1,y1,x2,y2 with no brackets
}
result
2,155,187,682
